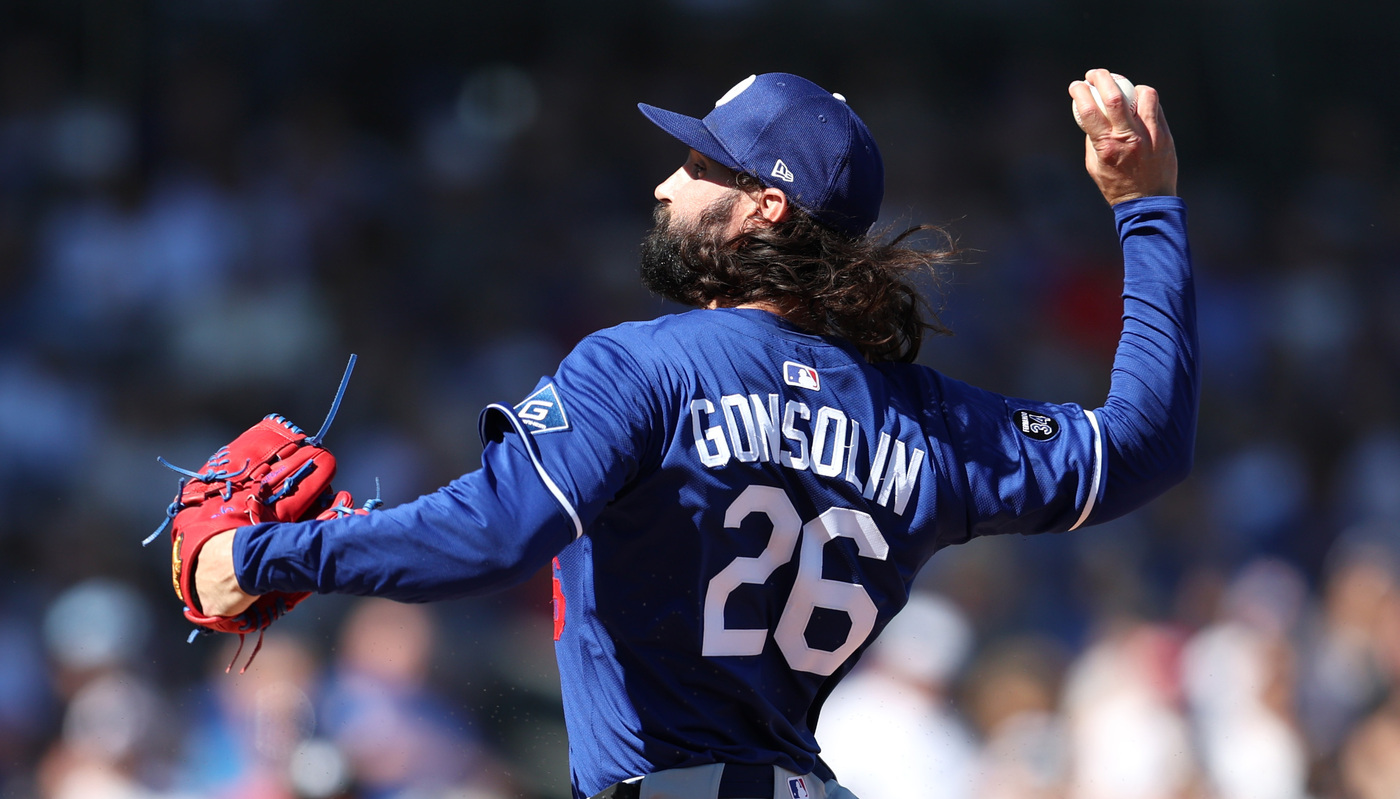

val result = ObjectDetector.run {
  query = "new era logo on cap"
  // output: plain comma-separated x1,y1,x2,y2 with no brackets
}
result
515,384,571,434
772,159,795,183
784,361,820,391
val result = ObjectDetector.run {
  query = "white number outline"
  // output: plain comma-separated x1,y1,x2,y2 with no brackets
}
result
702,485,890,676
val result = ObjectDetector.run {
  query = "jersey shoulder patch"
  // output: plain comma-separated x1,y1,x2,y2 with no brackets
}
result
515,383,571,434
1012,408,1059,441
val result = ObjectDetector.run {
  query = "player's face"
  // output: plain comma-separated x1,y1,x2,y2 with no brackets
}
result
653,150,754,237
639,154,747,306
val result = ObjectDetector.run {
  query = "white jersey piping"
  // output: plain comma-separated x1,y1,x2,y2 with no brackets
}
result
485,403,585,540
1069,409,1103,532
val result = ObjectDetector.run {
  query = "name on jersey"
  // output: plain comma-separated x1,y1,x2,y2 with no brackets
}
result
689,393,926,516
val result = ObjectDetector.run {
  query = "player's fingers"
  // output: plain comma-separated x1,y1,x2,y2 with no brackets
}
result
1068,79,1107,134
1084,69,1136,132
1133,85,1173,148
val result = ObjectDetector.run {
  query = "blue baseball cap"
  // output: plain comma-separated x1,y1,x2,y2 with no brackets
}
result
639,73,884,237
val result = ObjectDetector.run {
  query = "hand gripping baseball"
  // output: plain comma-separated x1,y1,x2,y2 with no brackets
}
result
146,355,378,671
1069,68,1178,205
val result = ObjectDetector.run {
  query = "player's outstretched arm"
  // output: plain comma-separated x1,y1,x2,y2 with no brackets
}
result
1069,68,1178,205
227,441,580,602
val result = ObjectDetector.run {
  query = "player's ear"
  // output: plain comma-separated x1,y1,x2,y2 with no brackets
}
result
752,186,789,226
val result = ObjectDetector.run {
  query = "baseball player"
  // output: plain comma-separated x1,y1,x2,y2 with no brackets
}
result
190,69,1196,799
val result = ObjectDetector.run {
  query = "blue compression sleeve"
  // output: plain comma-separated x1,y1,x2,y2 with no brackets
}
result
233,433,575,600
1088,196,1198,523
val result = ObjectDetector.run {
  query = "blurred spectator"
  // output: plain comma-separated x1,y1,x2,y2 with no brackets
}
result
0,351,103,523
1296,542,1400,769
818,591,979,799
318,598,513,799
1182,560,1310,799
1330,429,1400,531
963,635,1071,799
41,579,153,700
1339,698,1400,799
35,580,185,799
36,671,190,799
1204,440,1310,563
1062,620,1199,799
176,633,321,799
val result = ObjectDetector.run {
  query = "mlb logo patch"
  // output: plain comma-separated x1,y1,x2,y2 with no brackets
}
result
787,776,811,799
515,384,570,434
783,361,820,391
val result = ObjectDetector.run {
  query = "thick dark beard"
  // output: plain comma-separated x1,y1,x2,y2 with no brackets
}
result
639,193,741,306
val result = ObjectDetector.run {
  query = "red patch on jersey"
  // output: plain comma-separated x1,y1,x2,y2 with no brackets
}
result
552,557,567,640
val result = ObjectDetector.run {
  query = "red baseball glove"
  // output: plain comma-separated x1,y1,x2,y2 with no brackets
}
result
147,356,375,670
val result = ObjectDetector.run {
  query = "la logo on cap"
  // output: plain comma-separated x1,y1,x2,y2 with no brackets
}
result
714,75,757,107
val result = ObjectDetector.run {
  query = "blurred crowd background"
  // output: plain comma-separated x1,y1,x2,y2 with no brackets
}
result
1,1,1398,798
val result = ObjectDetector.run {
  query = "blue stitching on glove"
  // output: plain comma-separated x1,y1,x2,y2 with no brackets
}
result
264,459,316,504
155,455,251,485
263,414,306,436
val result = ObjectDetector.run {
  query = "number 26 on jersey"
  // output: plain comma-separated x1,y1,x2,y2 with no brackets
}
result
703,485,890,676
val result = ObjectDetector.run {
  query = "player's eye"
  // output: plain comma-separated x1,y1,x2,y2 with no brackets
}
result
691,158,707,178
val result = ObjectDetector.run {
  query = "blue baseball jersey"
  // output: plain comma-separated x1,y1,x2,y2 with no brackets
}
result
235,197,1197,799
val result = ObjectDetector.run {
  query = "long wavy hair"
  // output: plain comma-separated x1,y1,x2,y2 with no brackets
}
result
646,173,957,364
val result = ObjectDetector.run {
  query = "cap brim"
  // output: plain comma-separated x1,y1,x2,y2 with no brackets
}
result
637,103,740,172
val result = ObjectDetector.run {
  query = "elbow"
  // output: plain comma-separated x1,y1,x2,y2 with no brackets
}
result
458,524,570,596
1141,419,1196,498
1101,389,1198,490
1159,445,1194,493
1163,408,1199,488
1095,412,1196,522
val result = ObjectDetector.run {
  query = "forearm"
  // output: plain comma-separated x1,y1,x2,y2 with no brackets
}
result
1090,196,1198,521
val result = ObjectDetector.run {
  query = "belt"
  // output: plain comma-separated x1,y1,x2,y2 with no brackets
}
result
591,763,791,799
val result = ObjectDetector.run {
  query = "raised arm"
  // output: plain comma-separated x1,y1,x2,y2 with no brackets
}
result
1073,69,1196,523
938,69,1195,541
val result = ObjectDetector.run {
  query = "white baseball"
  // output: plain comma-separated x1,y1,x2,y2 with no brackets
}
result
1073,73,1136,126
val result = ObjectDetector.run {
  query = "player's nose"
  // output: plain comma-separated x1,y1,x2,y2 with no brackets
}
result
654,167,685,202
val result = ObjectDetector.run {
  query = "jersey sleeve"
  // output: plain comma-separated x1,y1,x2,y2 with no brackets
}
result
938,196,1197,542
1090,196,1198,523
233,330,659,601
477,328,664,537
934,378,1105,542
